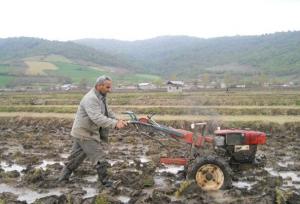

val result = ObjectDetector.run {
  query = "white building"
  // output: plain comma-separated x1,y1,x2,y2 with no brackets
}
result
60,84,78,91
235,84,246,88
137,83,156,90
220,83,227,89
166,81,184,93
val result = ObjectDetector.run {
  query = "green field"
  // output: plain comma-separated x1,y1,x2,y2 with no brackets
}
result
50,62,162,84
115,73,162,84
0,57,163,87
0,64,18,87
51,62,106,83
0,64,12,74
0,75,16,87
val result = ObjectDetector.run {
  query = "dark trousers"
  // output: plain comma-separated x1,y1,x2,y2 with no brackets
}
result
64,138,106,172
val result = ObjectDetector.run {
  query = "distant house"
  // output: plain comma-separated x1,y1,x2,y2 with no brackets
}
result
137,83,156,90
235,84,246,88
61,84,78,91
166,81,184,93
220,83,227,89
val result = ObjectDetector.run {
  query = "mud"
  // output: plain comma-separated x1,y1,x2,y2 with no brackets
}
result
0,117,299,204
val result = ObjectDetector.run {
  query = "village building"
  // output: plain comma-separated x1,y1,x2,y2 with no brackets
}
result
137,83,156,90
166,80,184,93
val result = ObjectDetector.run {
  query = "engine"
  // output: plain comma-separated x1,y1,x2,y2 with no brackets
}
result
213,129,266,163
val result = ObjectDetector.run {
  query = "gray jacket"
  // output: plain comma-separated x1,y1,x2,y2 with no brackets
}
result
71,88,117,142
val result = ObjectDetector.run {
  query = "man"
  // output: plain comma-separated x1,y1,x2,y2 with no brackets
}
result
58,75,127,186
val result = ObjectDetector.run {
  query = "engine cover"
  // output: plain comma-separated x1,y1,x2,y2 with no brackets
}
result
214,129,266,163
214,129,266,145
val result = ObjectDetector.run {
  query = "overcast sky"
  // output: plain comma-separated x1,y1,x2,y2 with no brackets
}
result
1,0,300,41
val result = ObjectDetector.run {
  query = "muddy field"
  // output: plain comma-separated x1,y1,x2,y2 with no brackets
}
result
0,117,299,204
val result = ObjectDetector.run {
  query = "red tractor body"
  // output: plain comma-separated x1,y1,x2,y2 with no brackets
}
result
215,129,266,145
125,111,267,190
161,128,266,165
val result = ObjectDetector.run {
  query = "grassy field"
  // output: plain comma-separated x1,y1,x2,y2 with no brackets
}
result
0,64,12,74
0,56,163,87
51,62,106,83
25,61,58,75
0,75,16,87
43,54,72,63
114,73,162,84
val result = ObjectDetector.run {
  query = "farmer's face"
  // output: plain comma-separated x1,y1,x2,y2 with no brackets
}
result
96,80,112,95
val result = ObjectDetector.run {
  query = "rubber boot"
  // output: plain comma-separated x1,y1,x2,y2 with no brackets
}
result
57,167,72,183
96,161,113,187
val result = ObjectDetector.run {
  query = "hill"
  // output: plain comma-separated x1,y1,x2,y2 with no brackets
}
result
1,32,300,88
76,32,300,83
0,37,133,67
0,37,161,88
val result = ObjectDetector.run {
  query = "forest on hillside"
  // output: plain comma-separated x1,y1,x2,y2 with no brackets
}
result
1,31,300,88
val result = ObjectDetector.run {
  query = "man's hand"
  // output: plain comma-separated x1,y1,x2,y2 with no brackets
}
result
116,119,128,129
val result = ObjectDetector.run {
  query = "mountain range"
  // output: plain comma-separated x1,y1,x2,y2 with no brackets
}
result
1,31,300,88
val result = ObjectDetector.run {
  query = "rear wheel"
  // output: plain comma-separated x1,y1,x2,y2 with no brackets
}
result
188,155,232,190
